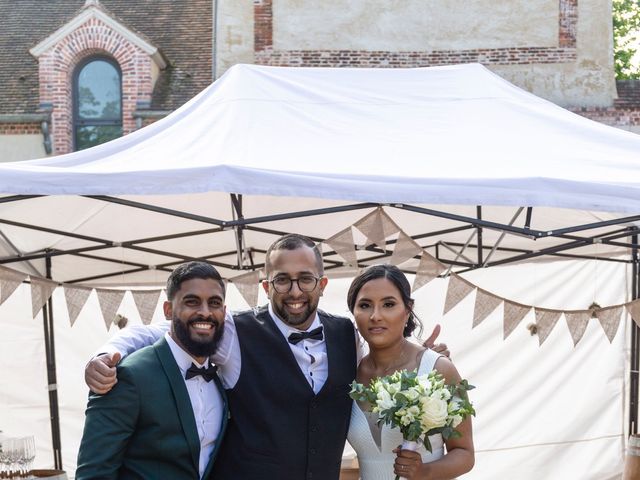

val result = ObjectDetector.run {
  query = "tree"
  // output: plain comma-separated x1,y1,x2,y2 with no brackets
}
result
613,0,640,79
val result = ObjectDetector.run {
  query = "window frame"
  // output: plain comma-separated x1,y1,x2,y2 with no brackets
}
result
72,55,123,151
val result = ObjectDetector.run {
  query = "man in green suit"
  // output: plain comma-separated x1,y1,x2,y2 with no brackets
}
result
76,261,229,480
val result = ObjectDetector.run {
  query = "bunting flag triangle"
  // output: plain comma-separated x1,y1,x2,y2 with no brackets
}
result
324,227,358,267
132,290,162,325
473,288,502,328
443,274,475,315
503,300,531,339
64,285,93,326
30,277,58,318
564,310,591,347
354,208,400,252
388,231,423,266
412,252,446,293
0,266,28,306
626,299,640,327
596,306,622,343
534,308,562,346
231,270,262,307
96,288,126,331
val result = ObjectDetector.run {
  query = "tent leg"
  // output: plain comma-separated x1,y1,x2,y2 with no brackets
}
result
631,234,639,435
43,253,63,469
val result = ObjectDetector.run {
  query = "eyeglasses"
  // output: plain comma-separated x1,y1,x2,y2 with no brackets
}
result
270,275,321,294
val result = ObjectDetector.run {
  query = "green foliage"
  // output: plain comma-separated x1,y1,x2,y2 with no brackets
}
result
613,0,640,79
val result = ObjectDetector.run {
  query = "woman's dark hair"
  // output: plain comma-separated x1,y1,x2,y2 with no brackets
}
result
347,264,422,337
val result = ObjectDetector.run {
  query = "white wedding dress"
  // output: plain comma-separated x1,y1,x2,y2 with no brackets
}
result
347,348,445,480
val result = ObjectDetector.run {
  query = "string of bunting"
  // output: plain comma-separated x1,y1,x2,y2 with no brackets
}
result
0,206,637,345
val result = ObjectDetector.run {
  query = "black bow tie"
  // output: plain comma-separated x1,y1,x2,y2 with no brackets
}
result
185,363,218,382
288,326,324,345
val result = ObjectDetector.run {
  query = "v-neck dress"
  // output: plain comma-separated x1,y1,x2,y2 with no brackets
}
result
347,348,445,480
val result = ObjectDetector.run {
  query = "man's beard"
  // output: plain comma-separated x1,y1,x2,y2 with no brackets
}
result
173,316,224,357
273,299,317,327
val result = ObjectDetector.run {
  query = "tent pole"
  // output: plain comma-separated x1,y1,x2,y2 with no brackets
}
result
476,206,483,266
230,194,245,269
631,234,639,435
42,253,63,469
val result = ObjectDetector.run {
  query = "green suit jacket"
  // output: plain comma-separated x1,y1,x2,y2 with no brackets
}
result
76,336,228,480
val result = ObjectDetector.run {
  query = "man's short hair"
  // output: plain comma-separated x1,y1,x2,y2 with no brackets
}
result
166,261,226,300
264,234,324,276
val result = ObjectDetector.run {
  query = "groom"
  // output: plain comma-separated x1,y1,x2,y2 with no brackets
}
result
86,234,447,479
77,261,229,480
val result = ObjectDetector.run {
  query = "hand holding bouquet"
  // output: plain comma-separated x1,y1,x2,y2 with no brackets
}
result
350,369,475,479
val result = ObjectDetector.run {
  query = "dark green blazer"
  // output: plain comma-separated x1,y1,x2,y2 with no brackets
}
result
76,336,228,480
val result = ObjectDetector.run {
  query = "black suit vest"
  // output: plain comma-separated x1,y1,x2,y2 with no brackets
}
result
211,306,357,480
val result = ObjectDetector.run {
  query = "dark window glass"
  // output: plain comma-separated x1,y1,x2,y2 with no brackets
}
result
73,58,122,151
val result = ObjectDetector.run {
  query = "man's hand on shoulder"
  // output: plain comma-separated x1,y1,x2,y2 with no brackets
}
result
85,352,121,394
422,324,451,358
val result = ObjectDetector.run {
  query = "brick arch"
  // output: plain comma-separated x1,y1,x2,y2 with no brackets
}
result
37,17,153,154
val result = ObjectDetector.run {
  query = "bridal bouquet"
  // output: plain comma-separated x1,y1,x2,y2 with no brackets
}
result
350,369,474,478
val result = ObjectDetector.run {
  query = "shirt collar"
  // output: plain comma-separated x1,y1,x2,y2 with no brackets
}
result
267,303,323,340
164,332,209,375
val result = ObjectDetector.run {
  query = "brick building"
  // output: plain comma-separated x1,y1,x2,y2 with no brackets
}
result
1,0,639,162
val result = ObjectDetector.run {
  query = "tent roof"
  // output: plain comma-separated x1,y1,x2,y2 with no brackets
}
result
0,63,639,285
2,63,640,212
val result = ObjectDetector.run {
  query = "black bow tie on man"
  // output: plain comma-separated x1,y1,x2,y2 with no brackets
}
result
185,363,218,382
288,326,324,345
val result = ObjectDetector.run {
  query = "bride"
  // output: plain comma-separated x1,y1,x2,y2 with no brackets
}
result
346,264,474,480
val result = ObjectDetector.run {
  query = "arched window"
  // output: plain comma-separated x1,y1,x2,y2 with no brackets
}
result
73,57,122,151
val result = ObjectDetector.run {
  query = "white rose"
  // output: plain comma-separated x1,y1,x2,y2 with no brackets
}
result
375,388,395,411
416,374,432,391
387,381,402,395
420,396,448,431
403,387,421,402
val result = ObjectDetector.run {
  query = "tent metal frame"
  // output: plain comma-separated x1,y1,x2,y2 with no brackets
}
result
1,193,639,467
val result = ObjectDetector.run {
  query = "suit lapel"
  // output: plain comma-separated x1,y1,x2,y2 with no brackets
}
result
317,313,335,395
154,338,201,473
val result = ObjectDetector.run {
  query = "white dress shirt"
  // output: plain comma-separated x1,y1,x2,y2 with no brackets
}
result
267,304,328,394
164,333,223,479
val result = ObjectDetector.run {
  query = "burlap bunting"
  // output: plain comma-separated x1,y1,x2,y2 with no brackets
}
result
354,208,400,251
412,252,446,293
131,290,162,325
626,299,640,327
30,277,58,318
595,306,622,343
534,308,562,346
324,227,358,267
96,288,126,331
473,289,502,328
64,285,93,326
503,300,531,339
0,266,28,306
564,311,591,347
231,270,262,307
388,231,422,266
443,274,475,315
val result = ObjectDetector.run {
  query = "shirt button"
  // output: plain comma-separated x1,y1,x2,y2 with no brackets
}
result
310,448,316,455
309,372,313,376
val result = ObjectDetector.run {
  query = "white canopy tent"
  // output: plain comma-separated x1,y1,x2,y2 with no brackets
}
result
0,63,638,479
